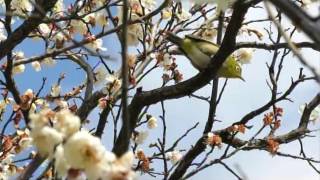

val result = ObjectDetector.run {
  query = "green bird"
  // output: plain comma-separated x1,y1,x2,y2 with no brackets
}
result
166,32,244,80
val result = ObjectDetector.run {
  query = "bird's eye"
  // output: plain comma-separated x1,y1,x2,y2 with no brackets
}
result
236,66,240,72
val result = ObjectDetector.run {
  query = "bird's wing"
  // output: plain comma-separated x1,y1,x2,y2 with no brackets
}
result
197,42,219,57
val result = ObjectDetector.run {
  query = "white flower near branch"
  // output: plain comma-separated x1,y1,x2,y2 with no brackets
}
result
237,48,254,64
95,66,108,85
132,131,149,145
53,109,80,138
70,20,87,35
85,37,107,52
166,150,182,164
105,74,122,93
63,130,107,169
31,61,41,72
96,10,109,26
30,126,63,156
54,145,70,178
29,108,54,129
51,84,61,97
147,116,158,129
12,51,26,75
11,0,33,16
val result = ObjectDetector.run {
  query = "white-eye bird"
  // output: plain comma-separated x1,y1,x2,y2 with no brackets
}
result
166,32,244,80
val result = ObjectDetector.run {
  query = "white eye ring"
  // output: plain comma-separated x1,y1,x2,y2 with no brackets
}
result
236,66,240,71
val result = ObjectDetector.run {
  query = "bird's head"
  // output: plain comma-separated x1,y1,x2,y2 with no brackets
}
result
218,56,245,81
166,32,183,46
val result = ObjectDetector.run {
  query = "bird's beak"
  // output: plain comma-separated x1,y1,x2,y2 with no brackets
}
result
166,32,183,45
239,76,246,82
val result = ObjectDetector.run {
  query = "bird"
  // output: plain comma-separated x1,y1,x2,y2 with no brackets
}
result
166,32,244,81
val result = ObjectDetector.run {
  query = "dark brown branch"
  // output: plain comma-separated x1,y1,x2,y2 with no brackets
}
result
94,107,111,138
267,0,320,48
66,52,94,101
0,0,58,60
17,154,46,180
236,42,320,51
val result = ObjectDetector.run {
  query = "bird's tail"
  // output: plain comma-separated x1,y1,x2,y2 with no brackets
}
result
166,32,183,45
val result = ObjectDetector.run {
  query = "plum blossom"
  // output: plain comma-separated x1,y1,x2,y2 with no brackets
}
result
53,109,80,138
50,84,61,97
237,48,254,64
54,145,70,178
63,131,107,169
31,61,41,71
132,131,148,145
30,126,63,156
147,116,158,129
166,150,182,164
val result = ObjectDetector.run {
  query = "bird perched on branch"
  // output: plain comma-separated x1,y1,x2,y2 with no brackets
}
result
166,32,244,81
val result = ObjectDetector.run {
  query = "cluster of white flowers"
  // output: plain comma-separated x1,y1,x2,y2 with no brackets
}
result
12,51,26,75
85,36,107,52
11,0,33,16
28,108,135,179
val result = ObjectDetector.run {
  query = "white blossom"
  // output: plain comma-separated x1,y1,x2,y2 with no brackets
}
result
85,38,107,52
132,131,148,145
64,131,106,169
141,0,156,10
166,150,182,164
54,109,80,137
29,108,54,129
147,116,158,129
70,20,87,34
51,84,61,97
0,25,6,41
95,66,108,85
105,74,122,92
55,100,68,109
38,23,51,37
84,151,116,180
54,145,70,178
30,126,63,156
237,48,254,64
96,10,109,26
11,0,33,16
12,64,25,75
200,28,217,40
31,61,41,71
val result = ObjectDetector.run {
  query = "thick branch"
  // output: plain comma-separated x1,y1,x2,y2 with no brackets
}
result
268,0,320,48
